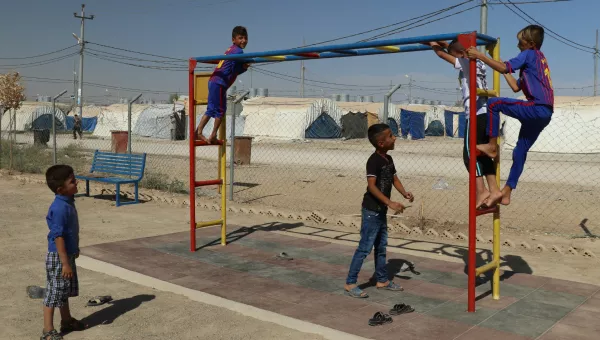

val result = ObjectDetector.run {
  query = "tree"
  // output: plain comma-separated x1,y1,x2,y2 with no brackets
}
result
168,93,179,104
0,72,27,171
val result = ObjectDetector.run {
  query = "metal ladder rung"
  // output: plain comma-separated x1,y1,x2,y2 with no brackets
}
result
194,139,224,146
195,179,222,187
196,219,223,229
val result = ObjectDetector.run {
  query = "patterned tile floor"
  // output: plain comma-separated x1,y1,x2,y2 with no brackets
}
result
82,225,600,340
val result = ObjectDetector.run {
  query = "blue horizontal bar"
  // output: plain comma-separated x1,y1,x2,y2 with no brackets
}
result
193,32,497,63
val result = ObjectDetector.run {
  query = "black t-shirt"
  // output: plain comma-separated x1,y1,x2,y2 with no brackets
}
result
362,152,397,213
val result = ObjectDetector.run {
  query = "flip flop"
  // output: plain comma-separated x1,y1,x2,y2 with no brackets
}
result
377,281,404,291
86,295,112,307
345,286,368,298
368,312,393,326
275,252,293,261
389,303,415,315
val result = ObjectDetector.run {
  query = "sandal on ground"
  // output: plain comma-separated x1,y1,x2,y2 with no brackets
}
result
41,329,63,340
345,286,368,298
275,252,293,261
377,281,404,291
368,312,393,326
389,303,415,315
60,318,86,333
87,295,112,307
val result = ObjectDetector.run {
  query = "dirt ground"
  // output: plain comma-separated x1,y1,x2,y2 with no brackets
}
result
2,170,600,340
0,176,327,340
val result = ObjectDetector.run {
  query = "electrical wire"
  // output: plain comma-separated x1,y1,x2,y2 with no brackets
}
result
0,45,78,60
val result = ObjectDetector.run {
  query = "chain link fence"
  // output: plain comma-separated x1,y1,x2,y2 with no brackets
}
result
1,95,599,238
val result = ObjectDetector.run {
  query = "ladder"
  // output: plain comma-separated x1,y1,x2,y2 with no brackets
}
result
457,33,502,313
188,60,227,252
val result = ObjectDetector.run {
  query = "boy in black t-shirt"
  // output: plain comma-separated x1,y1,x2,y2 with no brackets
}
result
344,124,414,298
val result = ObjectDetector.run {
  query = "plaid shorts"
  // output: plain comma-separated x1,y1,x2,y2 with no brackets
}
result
43,252,79,308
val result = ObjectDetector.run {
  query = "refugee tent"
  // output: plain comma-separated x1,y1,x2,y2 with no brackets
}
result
134,104,184,139
503,96,600,153
335,102,382,139
240,97,341,139
92,104,148,137
1,102,69,131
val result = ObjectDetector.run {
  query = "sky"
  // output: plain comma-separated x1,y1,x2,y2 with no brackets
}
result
0,0,597,105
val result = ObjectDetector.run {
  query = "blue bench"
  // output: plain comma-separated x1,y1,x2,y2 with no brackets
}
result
76,150,147,207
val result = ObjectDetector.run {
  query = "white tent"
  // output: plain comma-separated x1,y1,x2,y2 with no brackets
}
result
1,102,68,131
134,104,183,139
240,97,341,139
67,105,105,117
92,104,148,137
503,96,600,154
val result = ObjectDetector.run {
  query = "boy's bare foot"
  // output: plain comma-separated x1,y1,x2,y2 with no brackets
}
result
476,143,497,158
476,191,490,209
196,133,209,144
208,133,218,144
484,190,503,208
500,186,512,205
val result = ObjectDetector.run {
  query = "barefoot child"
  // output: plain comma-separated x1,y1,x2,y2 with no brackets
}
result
195,26,249,144
426,40,502,208
344,124,414,298
42,165,86,340
467,25,553,205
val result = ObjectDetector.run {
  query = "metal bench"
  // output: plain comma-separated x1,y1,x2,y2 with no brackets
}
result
76,150,147,207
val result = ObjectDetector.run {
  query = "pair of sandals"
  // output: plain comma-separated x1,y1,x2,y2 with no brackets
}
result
346,281,404,299
368,304,415,326
40,318,86,340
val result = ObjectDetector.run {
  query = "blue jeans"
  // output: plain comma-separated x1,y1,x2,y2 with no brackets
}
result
346,208,389,285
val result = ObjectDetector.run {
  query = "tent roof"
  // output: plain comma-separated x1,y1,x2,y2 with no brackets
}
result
334,102,383,115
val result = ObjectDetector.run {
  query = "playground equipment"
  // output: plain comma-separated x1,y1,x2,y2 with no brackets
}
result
188,31,501,313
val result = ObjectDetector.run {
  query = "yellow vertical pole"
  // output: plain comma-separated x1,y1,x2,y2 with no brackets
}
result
219,120,227,246
492,38,501,300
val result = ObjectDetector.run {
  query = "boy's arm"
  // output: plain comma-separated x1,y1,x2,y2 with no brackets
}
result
466,47,508,73
424,41,456,66
393,175,414,202
503,73,521,92
367,177,405,212
54,237,73,279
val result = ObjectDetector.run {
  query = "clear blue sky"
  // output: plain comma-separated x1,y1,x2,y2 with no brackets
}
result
0,0,597,104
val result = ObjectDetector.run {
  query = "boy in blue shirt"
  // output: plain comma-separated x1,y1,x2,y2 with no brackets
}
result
467,25,553,206
344,124,414,298
195,26,249,144
42,165,86,340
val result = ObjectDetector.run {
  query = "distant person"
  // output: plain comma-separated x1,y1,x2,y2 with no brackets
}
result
467,24,554,205
425,40,502,208
41,165,87,340
195,26,249,144
344,123,414,298
73,114,82,140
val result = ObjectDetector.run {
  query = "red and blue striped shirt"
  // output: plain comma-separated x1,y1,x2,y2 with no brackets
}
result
505,49,554,108
209,44,247,88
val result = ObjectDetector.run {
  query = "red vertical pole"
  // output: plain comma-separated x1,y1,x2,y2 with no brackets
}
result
458,32,478,313
189,59,197,252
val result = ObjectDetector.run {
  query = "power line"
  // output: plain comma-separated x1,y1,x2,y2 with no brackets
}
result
254,67,388,88
0,52,79,69
499,0,595,53
85,41,187,61
0,45,78,60
21,76,179,95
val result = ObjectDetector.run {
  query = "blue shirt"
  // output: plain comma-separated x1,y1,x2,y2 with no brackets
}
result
209,44,247,88
505,49,554,108
46,195,80,255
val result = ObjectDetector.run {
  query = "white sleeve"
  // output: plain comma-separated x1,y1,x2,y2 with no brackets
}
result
454,58,462,70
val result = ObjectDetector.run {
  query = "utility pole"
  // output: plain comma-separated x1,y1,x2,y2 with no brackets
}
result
72,61,77,107
73,4,94,117
479,0,488,53
300,38,305,98
595,29,598,96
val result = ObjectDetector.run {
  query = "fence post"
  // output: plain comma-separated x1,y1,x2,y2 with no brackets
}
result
128,93,142,154
229,91,249,200
52,90,68,165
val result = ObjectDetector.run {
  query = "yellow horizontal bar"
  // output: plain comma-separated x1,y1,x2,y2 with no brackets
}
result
375,46,400,52
263,56,287,61
476,260,500,276
476,89,498,97
196,219,223,229
195,100,208,105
